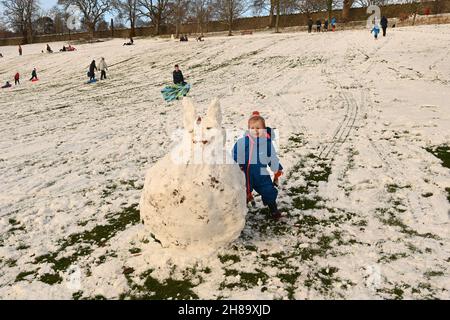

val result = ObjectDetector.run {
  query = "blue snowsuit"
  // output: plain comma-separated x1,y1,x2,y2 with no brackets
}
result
232,129,283,206
371,25,380,38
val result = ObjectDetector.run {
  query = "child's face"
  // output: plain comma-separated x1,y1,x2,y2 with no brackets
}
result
249,119,265,138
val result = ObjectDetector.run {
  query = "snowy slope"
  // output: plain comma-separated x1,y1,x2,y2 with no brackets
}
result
0,24,449,299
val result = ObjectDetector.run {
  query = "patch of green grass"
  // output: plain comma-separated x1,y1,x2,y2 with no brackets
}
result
224,269,269,290
5,259,17,268
129,248,141,254
40,273,63,284
386,184,411,193
15,270,36,282
292,196,324,211
376,208,440,240
72,291,83,300
378,252,409,263
278,271,301,300
33,204,139,273
377,286,405,300
218,254,241,264
424,270,444,278
121,269,199,300
426,145,450,169
304,267,353,296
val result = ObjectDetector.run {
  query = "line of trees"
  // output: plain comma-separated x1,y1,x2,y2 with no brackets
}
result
0,0,448,42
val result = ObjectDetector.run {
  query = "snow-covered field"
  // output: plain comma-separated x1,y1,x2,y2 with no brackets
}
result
0,24,449,300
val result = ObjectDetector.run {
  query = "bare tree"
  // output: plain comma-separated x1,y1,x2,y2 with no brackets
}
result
1,0,39,43
298,0,326,17
190,0,213,36
431,0,446,14
138,0,172,35
114,0,138,38
341,0,354,22
212,0,247,36
171,0,190,37
251,0,276,27
48,5,72,34
58,0,112,37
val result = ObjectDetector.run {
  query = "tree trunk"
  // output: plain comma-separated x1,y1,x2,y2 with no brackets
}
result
228,5,233,36
275,0,280,33
155,17,160,35
269,0,275,28
130,23,136,38
111,18,115,37
342,0,353,23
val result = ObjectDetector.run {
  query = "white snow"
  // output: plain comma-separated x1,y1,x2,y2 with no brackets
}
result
0,24,449,299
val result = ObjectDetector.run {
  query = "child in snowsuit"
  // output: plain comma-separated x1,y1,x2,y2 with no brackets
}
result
14,72,20,85
371,24,380,40
30,68,38,81
233,113,284,220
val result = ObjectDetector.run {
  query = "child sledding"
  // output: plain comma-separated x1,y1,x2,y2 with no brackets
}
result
161,64,191,102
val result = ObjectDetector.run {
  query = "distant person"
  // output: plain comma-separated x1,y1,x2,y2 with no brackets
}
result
88,60,97,81
2,81,12,89
60,45,67,52
307,18,313,33
173,64,186,85
18,45,22,56
324,19,329,32
123,37,134,46
67,44,76,51
331,17,337,31
196,36,204,41
316,20,321,32
98,57,108,80
0,53,3,58
371,24,380,40
46,44,53,53
30,68,38,81
14,72,20,85
381,16,388,37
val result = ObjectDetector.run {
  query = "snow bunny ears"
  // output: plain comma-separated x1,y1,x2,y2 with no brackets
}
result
182,97,222,132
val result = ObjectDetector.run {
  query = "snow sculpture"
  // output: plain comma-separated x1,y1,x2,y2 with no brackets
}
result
140,97,247,250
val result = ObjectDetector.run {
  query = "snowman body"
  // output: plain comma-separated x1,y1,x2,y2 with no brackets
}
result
140,98,247,250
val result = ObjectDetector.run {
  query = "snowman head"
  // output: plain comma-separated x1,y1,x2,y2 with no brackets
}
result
179,97,225,164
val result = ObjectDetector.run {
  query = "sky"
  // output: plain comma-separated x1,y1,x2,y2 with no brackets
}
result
40,0,58,10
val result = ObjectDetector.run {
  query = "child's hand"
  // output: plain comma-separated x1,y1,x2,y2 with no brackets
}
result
273,171,283,187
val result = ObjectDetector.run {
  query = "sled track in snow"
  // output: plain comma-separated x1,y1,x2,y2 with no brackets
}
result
317,69,359,164
346,36,430,224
